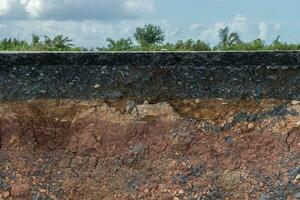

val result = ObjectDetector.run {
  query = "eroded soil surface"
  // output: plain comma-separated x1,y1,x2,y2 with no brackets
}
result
0,99,299,200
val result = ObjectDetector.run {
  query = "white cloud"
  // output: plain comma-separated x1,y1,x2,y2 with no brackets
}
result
0,0,156,48
0,0,154,20
230,14,247,33
0,0,12,16
20,0,46,18
124,0,154,13
273,22,281,31
190,23,201,31
199,22,226,43
198,14,248,44
258,22,267,40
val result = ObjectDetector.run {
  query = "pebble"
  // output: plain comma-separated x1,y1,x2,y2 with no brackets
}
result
178,189,184,194
247,123,255,130
94,84,101,89
2,192,9,198
225,136,233,144
126,100,135,114
183,100,189,105
294,192,300,199
10,183,31,198
291,101,300,105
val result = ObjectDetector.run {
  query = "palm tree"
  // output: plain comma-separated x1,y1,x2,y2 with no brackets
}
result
218,26,241,48
44,34,73,50
32,34,40,45
105,38,133,51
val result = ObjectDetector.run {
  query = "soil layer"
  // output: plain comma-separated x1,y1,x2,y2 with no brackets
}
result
0,99,299,200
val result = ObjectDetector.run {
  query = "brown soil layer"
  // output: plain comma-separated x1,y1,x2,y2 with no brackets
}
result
0,99,299,200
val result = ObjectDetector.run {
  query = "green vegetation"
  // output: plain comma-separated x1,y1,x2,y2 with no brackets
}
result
1,24,300,51
217,26,241,49
133,24,166,47
0,34,81,51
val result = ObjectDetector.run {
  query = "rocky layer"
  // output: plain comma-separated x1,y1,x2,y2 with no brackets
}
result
0,99,299,199
3,52,300,101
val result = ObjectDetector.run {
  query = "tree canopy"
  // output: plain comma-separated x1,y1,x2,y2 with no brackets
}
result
133,24,166,47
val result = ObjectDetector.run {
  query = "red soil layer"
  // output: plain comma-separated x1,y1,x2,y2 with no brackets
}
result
0,99,299,200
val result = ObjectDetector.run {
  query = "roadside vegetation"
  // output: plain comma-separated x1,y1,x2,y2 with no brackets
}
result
1,24,300,51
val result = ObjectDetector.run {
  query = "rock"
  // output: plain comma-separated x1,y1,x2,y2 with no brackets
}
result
2,191,9,198
183,100,189,105
288,167,300,180
294,192,300,199
126,100,136,114
219,170,244,191
247,123,255,130
194,98,200,104
143,188,149,193
225,136,233,144
291,101,300,105
94,84,101,89
10,183,31,199
134,102,181,121
259,193,270,200
39,89,46,94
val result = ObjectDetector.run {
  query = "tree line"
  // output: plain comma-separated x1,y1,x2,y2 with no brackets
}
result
1,24,300,51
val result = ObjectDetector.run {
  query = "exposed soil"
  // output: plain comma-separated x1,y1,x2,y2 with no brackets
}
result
0,99,299,200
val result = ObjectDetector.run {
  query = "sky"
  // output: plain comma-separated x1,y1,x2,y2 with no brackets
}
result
0,0,298,48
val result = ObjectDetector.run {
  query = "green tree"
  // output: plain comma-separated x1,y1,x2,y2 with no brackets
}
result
173,39,211,51
104,37,133,51
44,34,73,50
218,26,241,49
133,24,166,47
32,34,41,46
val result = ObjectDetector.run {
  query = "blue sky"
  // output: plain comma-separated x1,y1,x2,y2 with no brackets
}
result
0,0,297,47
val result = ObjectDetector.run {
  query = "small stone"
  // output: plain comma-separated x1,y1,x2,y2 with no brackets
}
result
39,90,46,94
294,192,300,199
247,123,255,130
292,100,300,105
94,84,101,89
225,136,233,144
178,189,184,194
126,100,136,114
2,192,9,198
227,117,234,123
183,100,189,105
10,183,31,199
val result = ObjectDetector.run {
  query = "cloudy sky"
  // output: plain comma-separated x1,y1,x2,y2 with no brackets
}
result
0,0,297,47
